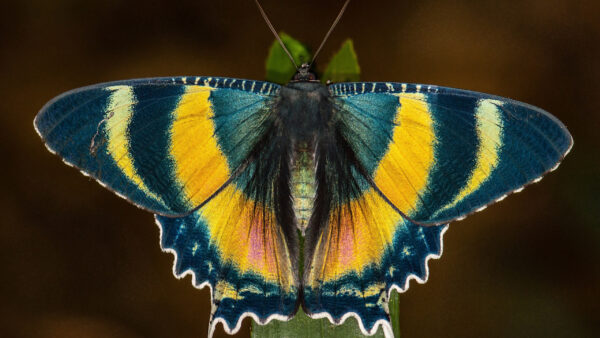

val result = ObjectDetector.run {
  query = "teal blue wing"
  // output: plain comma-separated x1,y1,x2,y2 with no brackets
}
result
329,82,573,225
34,76,280,216
35,77,300,335
300,81,572,335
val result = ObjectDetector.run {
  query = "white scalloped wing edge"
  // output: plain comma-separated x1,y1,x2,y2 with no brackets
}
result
154,217,297,338
156,215,448,338
305,225,449,338
439,138,573,224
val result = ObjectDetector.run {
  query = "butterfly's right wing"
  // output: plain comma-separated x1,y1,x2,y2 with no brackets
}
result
302,125,446,337
302,81,572,336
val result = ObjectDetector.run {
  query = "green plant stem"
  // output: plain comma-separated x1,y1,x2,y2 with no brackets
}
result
251,293,400,337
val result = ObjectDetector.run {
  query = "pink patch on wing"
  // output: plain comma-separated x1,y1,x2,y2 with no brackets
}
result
246,212,277,274
337,214,355,266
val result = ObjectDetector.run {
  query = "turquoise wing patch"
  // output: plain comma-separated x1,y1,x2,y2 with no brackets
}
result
329,82,573,225
34,77,280,216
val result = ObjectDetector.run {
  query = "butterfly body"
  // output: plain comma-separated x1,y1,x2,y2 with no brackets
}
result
35,75,572,337
277,80,337,234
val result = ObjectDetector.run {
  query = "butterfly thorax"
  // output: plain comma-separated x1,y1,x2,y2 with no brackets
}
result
277,81,332,234
277,82,331,140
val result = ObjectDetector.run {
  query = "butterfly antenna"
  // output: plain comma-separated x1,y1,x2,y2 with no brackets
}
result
254,0,298,69
310,0,351,68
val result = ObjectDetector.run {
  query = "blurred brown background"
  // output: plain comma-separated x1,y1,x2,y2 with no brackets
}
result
1,0,598,337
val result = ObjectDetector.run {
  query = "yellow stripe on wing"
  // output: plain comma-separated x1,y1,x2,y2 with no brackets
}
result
104,85,164,203
372,93,435,216
438,99,504,212
170,85,231,207
308,188,401,284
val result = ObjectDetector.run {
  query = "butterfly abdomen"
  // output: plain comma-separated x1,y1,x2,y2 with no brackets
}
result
291,142,317,234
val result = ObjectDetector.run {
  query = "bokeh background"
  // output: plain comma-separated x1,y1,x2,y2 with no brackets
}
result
1,0,598,337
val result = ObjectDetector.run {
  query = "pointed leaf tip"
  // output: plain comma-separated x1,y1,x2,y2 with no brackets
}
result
322,39,360,84
265,32,312,84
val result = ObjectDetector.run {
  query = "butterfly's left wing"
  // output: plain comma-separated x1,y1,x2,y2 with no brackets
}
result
34,77,281,216
35,76,299,335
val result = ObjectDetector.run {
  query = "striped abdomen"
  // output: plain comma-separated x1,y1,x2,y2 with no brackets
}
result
291,142,316,234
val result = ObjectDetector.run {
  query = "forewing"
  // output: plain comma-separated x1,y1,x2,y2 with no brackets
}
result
34,76,280,216
329,82,573,225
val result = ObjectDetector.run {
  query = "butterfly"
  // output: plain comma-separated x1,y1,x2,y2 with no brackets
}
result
33,4,573,338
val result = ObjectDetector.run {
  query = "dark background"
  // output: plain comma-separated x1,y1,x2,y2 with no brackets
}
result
1,0,598,337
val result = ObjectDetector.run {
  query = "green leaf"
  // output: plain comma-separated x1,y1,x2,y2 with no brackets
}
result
251,306,392,338
321,39,360,83
265,32,312,84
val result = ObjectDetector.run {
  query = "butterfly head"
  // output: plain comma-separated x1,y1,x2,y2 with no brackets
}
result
291,63,318,82
255,0,350,84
